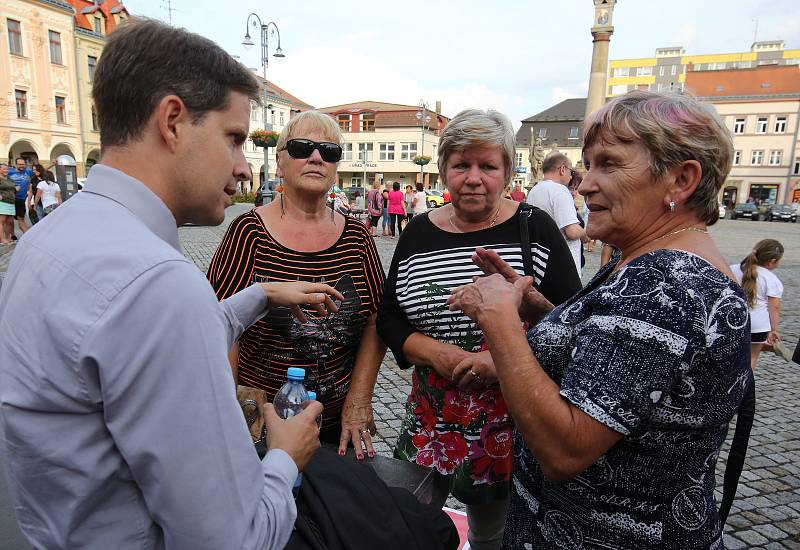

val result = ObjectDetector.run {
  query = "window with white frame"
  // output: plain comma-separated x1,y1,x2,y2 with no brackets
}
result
15,89,27,118
342,143,353,161
636,66,652,76
794,157,800,175
751,150,763,165
659,66,665,76
569,127,579,139
358,143,373,162
48,31,62,64
351,177,362,186
733,118,745,134
538,127,547,139
769,150,782,165
672,65,678,75
611,84,628,95
360,113,375,132
612,67,629,77
515,152,523,166
7,19,22,55
55,96,66,124
88,55,97,81
775,116,787,133
279,111,284,126
379,143,395,161
337,114,351,132
250,102,258,121
756,117,768,133
732,150,741,166
400,142,417,160
94,16,103,34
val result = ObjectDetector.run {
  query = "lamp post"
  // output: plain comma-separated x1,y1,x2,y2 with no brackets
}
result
415,100,431,188
242,14,284,190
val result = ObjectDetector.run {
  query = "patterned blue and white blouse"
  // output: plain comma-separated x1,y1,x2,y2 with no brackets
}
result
506,249,751,550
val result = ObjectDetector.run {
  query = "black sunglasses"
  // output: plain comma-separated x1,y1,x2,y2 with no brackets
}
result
282,139,343,163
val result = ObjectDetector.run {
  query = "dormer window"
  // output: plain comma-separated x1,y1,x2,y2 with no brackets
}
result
94,16,103,34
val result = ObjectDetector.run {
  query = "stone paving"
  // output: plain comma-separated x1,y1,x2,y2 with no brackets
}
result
1,204,799,548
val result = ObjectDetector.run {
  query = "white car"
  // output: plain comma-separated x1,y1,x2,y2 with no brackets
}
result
718,204,726,219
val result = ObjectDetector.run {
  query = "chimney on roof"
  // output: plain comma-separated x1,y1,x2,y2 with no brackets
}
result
435,101,441,115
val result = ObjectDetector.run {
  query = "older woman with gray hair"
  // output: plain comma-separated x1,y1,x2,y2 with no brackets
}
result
377,109,580,549
447,91,751,549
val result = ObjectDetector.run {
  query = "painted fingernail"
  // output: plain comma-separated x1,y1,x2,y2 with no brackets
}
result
368,451,375,458
339,450,345,456
357,454,363,460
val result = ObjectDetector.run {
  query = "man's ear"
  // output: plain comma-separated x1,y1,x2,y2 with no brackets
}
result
155,95,190,153
666,159,702,207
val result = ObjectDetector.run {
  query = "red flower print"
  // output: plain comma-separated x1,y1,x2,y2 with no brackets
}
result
442,389,484,428
426,368,451,391
413,392,438,432
412,429,469,475
469,423,514,484
474,388,509,425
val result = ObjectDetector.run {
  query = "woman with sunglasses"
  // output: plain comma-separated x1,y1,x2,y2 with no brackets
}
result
208,110,387,459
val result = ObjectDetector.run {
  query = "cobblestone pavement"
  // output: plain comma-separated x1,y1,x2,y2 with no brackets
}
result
1,205,798,547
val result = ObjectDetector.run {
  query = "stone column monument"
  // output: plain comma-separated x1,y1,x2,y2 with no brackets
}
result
585,0,617,119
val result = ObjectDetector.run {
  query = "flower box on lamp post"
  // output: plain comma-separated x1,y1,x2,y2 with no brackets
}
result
250,129,280,149
413,154,431,166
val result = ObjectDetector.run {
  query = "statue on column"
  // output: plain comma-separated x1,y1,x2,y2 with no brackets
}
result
529,132,545,183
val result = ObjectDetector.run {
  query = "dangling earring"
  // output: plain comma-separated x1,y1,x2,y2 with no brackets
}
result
668,200,676,213
280,192,286,217
329,191,337,223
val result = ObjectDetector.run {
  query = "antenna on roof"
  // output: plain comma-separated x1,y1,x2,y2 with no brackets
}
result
752,18,759,45
161,0,175,25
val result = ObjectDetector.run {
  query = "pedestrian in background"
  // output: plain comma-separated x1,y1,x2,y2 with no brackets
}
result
0,163,16,244
403,184,415,229
412,182,427,216
366,180,383,237
380,186,390,236
387,181,405,238
730,239,784,370
34,170,62,217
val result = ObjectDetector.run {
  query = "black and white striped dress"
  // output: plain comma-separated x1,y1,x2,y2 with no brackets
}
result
377,204,581,504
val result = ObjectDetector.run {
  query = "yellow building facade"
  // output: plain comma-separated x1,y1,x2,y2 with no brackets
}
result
609,41,800,97
1,0,83,172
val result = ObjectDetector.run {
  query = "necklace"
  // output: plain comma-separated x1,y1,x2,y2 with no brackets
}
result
651,225,708,242
448,203,502,233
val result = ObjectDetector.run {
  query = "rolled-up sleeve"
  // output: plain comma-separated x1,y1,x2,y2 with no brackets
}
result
82,261,296,550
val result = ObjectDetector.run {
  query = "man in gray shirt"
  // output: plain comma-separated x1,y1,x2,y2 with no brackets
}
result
0,20,339,550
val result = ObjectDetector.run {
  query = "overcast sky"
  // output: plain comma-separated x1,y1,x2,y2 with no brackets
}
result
126,0,799,127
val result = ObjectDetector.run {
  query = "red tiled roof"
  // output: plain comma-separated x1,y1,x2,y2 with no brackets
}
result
254,76,314,110
685,64,800,98
66,0,129,35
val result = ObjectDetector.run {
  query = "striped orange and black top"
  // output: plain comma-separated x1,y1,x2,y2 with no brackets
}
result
208,210,385,428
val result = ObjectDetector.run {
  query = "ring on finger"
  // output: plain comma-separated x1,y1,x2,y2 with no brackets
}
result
470,369,479,378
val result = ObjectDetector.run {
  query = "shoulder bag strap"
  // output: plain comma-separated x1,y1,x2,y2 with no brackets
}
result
719,370,755,524
518,204,535,279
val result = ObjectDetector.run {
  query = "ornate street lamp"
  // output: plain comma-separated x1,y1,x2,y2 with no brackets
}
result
243,14,284,191
415,100,432,188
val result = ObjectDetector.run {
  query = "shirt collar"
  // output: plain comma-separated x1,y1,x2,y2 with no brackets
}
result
83,165,182,252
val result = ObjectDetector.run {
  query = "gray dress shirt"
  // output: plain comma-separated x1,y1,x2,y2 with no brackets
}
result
0,165,298,549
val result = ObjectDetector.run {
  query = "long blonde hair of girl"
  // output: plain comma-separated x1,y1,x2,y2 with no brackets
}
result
739,239,784,308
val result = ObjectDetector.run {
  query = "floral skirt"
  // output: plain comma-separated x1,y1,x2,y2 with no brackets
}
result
394,366,512,504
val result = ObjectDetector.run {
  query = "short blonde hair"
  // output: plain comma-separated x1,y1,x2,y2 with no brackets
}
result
583,91,732,225
276,110,343,151
437,109,516,186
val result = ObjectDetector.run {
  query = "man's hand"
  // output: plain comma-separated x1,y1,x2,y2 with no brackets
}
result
259,281,344,323
264,400,323,472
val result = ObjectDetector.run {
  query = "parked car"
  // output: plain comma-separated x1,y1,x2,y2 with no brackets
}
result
718,203,726,219
732,203,759,220
426,189,444,208
765,204,797,223
254,179,280,206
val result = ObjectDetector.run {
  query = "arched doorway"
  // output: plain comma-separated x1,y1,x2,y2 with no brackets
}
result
8,139,39,166
86,149,101,173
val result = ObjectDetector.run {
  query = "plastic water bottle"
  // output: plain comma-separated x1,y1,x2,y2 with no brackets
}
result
274,368,309,496
306,391,322,428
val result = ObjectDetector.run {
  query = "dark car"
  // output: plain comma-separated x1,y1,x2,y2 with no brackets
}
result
255,179,280,207
766,204,797,223
732,203,759,220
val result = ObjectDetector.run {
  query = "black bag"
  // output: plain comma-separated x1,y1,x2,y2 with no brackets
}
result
28,206,39,225
718,371,755,524
286,447,459,550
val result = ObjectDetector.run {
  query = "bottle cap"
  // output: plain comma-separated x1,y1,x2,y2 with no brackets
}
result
286,367,306,381
307,391,316,401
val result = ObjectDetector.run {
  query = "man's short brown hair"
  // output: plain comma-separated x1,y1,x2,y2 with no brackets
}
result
542,152,570,175
93,18,261,148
